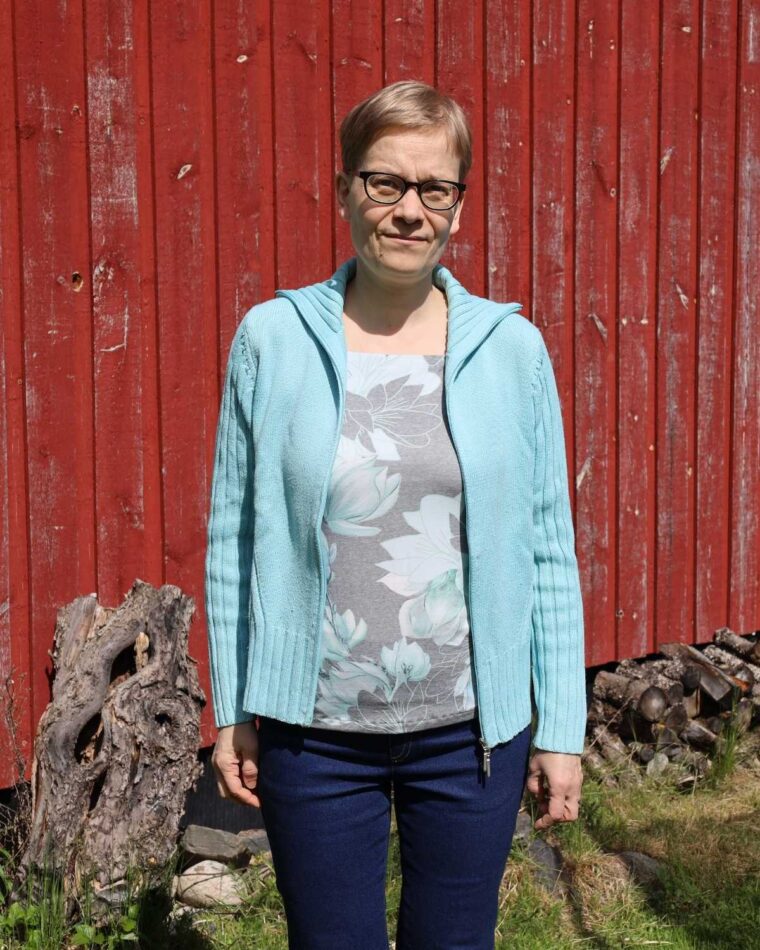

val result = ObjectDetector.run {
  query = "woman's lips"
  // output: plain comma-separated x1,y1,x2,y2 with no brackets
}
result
383,234,426,243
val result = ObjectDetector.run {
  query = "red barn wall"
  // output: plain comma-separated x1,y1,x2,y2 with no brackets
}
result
1,1,758,787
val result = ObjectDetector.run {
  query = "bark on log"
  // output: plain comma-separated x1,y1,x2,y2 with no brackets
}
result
701,645,760,705
713,627,760,664
660,642,749,706
614,657,670,679
657,658,702,693
618,659,689,703
14,580,205,904
593,671,665,714
593,671,641,706
591,725,630,764
587,697,624,727
702,644,757,683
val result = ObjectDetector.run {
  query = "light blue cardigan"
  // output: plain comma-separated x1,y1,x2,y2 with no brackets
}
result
204,257,588,754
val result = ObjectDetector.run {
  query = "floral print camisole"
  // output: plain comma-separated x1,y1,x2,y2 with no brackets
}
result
311,350,477,733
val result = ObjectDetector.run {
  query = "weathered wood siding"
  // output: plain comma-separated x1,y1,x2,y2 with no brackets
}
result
0,0,757,786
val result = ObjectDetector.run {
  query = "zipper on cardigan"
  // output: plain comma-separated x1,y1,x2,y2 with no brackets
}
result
443,367,492,779
313,347,345,687
479,737,492,777
276,290,346,718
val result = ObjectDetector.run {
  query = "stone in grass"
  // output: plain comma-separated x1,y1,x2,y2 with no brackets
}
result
616,851,664,889
645,751,670,777
166,903,220,940
181,824,249,868
512,810,533,845
237,827,271,857
526,838,567,896
175,859,247,909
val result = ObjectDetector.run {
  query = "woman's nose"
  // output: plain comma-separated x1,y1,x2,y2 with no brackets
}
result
392,187,426,222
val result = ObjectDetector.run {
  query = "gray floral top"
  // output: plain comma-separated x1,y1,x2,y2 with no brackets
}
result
311,351,477,733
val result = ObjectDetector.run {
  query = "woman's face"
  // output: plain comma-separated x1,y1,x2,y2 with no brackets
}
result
335,126,466,286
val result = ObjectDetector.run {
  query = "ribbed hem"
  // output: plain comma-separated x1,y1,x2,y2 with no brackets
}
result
472,641,534,747
244,624,320,723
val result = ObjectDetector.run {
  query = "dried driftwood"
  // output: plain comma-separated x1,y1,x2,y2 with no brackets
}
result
14,579,204,905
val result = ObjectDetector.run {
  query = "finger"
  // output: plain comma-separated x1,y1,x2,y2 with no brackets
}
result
525,760,545,794
217,760,261,808
224,771,261,808
240,758,259,791
533,786,568,830
526,770,548,802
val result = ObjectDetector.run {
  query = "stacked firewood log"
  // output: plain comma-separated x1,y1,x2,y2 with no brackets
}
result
583,627,760,785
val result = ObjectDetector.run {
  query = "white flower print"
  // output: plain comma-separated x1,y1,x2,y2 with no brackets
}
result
344,355,443,460
380,638,432,696
321,599,368,662
377,493,465,596
323,450,400,537
454,664,475,707
398,568,468,646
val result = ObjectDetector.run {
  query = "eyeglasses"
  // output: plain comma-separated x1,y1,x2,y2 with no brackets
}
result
356,170,466,211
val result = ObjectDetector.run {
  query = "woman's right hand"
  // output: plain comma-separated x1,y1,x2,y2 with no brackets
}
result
211,719,261,808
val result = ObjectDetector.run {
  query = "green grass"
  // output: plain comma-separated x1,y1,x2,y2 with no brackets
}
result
1,729,758,949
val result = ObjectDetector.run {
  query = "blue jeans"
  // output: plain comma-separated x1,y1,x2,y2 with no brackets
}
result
256,712,532,950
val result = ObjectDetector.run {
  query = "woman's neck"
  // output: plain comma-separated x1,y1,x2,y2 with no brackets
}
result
343,261,446,335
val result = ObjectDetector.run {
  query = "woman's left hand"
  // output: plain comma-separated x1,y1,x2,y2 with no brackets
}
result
526,750,584,830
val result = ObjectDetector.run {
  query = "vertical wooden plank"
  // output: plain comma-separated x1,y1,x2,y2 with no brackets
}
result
655,1,700,648
271,1,333,287
384,0,436,85
531,4,583,637
86,0,163,614
205,0,275,745
695,0,739,643
574,0,620,667
14,0,95,773
214,0,276,311
730,0,760,629
332,0,383,266
436,0,485,292
617,3,661,661
0,0,34,785
149,1,219,733
484,0,532,306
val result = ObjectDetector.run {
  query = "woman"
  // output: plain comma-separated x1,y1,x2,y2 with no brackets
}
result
205,80,586,949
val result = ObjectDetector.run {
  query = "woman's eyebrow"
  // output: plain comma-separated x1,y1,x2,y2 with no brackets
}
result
373,167,451,180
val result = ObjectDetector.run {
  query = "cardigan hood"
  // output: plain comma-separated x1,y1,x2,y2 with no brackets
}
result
274,256,525,384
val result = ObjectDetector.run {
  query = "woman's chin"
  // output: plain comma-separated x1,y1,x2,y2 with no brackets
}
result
364,248,438,276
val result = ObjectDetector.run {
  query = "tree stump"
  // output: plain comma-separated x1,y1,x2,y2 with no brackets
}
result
14,579,205,906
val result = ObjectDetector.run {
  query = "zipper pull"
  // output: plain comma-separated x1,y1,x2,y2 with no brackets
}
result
479,736,491,778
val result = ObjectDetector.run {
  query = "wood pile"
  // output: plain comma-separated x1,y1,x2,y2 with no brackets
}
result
583,627,760,786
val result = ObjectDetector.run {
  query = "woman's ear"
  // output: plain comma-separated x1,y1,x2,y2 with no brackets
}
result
335,171,350,220
448,193,465,237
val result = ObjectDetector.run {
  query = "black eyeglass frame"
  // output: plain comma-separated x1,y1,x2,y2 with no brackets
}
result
356,170,467,211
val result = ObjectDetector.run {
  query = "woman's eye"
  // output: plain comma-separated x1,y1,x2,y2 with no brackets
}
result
374,177,401,189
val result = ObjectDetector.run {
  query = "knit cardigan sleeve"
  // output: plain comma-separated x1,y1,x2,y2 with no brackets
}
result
204,320,257,728
530,335,588,754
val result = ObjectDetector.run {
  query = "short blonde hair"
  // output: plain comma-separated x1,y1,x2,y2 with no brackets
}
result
339,80,473,180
